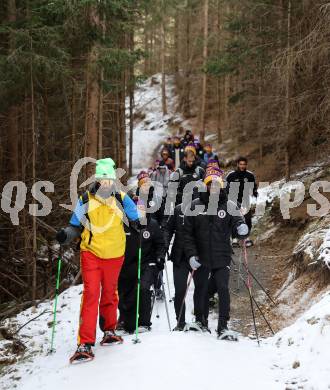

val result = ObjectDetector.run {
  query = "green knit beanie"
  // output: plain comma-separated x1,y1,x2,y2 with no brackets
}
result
95,158,116,180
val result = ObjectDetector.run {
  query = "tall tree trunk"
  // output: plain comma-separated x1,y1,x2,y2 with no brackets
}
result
43,86,49,177
144,14,149,75
216,0,222,143
85,5,100,176
174,9,180,81
284,0,291,180
257,84,263,163
7,0,19,180
128,29,134,177
199,0,209,144
119,70,127,173
98,11,106,159
71,78,77,162
181,0,191,117
161,12,167,116
30,36,37,303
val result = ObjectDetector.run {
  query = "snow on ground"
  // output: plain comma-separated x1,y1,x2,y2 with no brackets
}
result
318,228,330,270
252,159,329,211
1,75,329,389
270,290,330,389
126,74,183,176
1,262,329,390
292,218,330,266
0,262,281,390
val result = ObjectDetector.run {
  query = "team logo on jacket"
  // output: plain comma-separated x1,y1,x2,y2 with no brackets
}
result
149,200,155,207
143,231,151,239
218,210,226,219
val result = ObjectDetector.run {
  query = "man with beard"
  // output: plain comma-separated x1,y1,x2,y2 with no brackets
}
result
226,156,258,247
169,150,205,206
170,135,185,169
159,148,175,171
183,169,248,340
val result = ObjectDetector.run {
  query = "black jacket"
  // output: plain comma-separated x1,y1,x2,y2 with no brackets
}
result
136,185,165,227
169,145,185,162
123,217,165,270
164,204,186,265
226,169,258,206
183,193,246,269
170,161,205,205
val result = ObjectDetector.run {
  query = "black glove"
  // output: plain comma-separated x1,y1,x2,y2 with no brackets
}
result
56,228,67,244
130,220,143,233
156,257,165,271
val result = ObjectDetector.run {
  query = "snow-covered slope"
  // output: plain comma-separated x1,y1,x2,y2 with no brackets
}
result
126,74,183,176
1,262,330,390
0,262,281,390
270,291,330,389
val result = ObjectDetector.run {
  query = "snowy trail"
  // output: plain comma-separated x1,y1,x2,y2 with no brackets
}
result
2,74,330,390
126,74,182,176
0,262,281,390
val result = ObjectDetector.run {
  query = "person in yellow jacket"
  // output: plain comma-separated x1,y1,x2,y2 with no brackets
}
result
56,158,139,362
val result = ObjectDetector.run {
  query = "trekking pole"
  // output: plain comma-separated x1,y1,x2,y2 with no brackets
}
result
133,231,143,344
151,272,161,319
164,254,173,302
177,270,195,327
161,277,172,331
236,250,243,291
242,261,277,306
49,251,62,353
239,274,275,335
231,256,277,306
242,240,260,346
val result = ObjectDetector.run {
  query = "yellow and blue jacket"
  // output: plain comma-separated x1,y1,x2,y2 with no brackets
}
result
70,190,139,259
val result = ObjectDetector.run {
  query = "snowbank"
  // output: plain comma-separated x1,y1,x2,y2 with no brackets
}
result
318,229,330,269
271,290,330,389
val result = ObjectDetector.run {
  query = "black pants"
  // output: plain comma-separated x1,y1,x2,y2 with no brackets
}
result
139,265,160,327
173,261,210,326
118,264,137,332
208,273,217,299
118,263,160,330
205,266,231,329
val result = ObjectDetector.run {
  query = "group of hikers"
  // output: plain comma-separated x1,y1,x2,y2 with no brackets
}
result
56,129,258,363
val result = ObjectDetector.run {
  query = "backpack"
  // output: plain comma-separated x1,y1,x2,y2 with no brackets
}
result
80,191,125,245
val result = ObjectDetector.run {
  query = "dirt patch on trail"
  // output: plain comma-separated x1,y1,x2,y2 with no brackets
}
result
219,220,329,339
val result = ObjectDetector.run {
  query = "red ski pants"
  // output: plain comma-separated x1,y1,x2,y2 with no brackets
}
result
78,251,124,345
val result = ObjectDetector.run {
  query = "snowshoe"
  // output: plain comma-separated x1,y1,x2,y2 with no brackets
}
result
189,321,211,334
137,325,152,333
115,328,134,337
155,289,165,301
100,330,124,346
173,323,188,332
69,344,94,364
217,329,239,342
115,322,133,337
